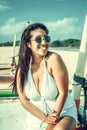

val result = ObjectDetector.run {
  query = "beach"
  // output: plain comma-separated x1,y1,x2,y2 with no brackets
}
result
0,46,81,130
0,46,79,83
0,98,27,130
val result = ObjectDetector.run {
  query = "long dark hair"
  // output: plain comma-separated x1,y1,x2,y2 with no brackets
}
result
13,23,49,92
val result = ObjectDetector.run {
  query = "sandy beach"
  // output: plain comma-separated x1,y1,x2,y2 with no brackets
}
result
0,98,27,130
0,46,79,83
0,46,83,130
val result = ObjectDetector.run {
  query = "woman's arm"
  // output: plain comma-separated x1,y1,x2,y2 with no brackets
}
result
51,53,69,116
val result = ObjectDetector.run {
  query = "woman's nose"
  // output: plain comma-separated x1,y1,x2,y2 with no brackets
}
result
41,37,46,44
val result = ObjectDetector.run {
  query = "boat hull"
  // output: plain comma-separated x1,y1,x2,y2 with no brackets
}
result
0,75,14,83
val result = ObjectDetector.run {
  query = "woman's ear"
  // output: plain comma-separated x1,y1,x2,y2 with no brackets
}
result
27,42,31,48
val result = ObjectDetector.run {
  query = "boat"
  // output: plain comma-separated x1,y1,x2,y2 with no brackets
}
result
0,88,17,97
0,34,17,97
0,75,14,83
0,66,12,70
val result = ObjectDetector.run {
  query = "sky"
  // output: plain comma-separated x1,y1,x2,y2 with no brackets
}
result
0,0,87,43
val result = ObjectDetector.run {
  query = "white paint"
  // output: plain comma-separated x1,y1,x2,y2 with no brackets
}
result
72,14,87,99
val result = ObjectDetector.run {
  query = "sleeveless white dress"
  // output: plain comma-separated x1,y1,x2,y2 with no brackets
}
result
24,57,77,130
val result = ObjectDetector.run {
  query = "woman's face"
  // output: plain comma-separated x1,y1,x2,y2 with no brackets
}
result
27,28,50,57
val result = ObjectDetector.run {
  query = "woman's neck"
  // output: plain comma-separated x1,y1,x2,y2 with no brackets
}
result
32,55,44,65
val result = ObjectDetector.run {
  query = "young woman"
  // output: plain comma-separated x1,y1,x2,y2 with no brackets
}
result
13,23,77,130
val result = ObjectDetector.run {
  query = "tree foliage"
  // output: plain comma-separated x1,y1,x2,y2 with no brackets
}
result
0,41,21,47
0,39,80,48
61,39,80,47
49,39,80,48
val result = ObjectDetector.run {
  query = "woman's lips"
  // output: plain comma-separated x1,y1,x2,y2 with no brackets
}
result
39,44,48,50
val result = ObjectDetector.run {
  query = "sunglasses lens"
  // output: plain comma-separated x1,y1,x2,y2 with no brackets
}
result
45,35,51,43
33,35,51,44
35,36,42,44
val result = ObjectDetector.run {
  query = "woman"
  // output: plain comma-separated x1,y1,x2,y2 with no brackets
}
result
13,23,77,130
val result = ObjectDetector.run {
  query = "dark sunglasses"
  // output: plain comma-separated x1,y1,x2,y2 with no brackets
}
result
31,35,51,44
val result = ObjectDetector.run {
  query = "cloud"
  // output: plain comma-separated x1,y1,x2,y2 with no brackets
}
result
46,17,79,30
6,18,16,24
0,17,82,42
0,18,26,35
0,18,28,42
45,17,81,40
0,0,11,11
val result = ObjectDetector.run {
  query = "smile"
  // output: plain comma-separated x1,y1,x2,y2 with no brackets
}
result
39,45,48,50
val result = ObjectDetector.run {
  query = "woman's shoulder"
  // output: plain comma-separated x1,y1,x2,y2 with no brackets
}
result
46,51,67,75
46,51,62,62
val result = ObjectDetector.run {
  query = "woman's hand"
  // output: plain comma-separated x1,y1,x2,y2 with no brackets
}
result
45,110,59,125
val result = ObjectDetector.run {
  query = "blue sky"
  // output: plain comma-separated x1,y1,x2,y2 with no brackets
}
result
0,0,87,43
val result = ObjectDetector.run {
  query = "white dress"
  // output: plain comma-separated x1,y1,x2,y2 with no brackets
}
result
24,57,77,130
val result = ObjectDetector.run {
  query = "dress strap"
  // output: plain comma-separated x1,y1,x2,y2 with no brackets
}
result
43,56,47,70
29,56,46,69
29,56,32,69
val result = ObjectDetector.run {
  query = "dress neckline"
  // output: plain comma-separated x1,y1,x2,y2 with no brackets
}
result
29,56,46,96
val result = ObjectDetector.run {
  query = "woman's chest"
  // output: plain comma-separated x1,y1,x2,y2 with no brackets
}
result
25,69,58,100
31,63,45,94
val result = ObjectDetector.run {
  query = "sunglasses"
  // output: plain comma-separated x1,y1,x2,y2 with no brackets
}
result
31,35,51,44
